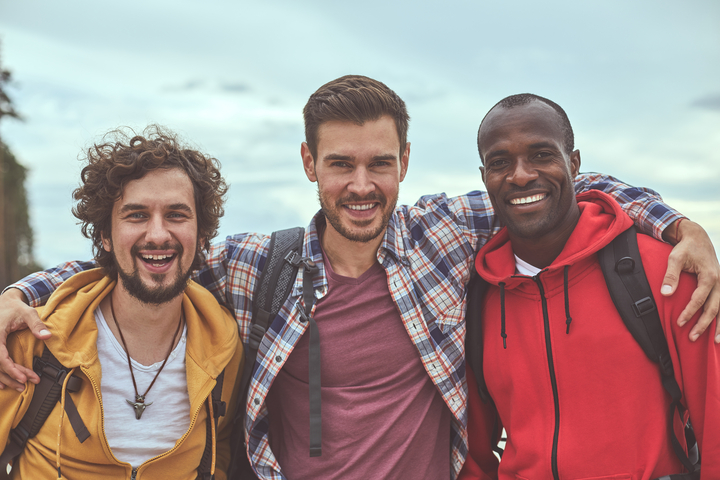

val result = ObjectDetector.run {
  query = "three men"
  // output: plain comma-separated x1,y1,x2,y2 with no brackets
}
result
1,76,719,479
0,128,242,478
461,95,719,479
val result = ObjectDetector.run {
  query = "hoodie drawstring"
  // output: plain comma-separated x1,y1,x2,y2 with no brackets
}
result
499,282,507,349
564,266,573,334
208,396,217,476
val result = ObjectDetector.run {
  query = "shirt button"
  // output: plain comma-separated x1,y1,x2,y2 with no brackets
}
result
254,398,260,405
275,355,282,362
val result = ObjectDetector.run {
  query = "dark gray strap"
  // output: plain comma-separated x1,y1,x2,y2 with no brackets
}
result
599,226,699,475
0,346,88,475
197,370,226,480
290,251,321,457
303,264,322,457
228,227,304,480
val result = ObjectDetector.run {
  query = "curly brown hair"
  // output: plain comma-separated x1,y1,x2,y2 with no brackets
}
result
303,75,410,161
72,125,228,277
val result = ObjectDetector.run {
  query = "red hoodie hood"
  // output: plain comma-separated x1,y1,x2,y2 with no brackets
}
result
475,190,634,286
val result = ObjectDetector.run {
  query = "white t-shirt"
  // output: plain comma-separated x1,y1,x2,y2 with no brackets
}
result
515,254,542,276
95,308,190,467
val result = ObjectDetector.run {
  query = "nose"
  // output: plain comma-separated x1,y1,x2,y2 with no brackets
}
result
507,158,538,187
347,166,375,197
145,215,173,246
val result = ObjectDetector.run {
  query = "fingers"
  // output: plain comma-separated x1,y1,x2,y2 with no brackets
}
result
661,248,683,297
677,280,711,327
27,316,52,340
0,339,31,386
0,370,27,392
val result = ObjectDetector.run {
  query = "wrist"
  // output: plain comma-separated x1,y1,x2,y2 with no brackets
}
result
1,287,29,305
662,217,686,245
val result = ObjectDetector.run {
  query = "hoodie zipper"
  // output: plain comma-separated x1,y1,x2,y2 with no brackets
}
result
85,366,212,479
533,274,561,480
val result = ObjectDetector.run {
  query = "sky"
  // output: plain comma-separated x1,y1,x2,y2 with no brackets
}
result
0,0,718,269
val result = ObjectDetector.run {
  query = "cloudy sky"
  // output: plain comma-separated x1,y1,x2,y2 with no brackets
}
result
1,0,718,268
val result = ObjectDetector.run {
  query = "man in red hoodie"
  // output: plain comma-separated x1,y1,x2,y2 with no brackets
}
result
460,94,719,480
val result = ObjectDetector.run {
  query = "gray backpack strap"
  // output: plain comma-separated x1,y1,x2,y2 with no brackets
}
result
598,226,700,478
0,346,88,478
228,227,305,480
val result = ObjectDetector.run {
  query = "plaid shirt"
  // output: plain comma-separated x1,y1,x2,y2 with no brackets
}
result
14,173,681,479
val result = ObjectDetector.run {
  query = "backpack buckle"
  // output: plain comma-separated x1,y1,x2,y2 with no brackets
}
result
632,296,657,317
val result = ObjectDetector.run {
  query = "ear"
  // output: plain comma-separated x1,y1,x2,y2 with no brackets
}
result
101,232,112,253
399,142,410,182
570,150,581,178
301,142,317,182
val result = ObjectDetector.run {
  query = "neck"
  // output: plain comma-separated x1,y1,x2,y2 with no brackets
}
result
320,222,384,279
101,284,184,365
509,206,581,269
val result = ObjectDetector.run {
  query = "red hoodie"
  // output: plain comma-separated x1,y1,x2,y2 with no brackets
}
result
460,190,719,480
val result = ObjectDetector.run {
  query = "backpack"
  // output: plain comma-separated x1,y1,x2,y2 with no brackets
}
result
0,322,227,480
465,226,700,479
227,226,321,480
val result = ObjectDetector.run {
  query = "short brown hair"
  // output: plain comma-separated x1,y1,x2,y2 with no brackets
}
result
303,75,410,160
72,125,228,277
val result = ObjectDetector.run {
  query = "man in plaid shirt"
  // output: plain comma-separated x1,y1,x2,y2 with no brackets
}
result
1,76,719,479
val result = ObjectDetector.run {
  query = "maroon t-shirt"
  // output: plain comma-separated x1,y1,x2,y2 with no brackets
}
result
266,254,451,479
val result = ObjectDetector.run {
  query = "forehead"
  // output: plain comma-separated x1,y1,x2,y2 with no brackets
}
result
116,168,195,210
479,102,564,154
316,115,400,157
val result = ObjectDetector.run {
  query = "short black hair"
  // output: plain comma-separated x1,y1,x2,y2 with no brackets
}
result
477,93,574,163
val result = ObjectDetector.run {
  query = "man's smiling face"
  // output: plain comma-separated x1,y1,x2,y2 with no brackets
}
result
478,101,580,242
103,168,198,304
302,115,409,243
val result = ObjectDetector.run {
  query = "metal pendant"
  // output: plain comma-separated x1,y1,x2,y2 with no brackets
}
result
127,395,153,420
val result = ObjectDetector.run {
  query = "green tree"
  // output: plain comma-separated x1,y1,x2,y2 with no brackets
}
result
1,43,40,289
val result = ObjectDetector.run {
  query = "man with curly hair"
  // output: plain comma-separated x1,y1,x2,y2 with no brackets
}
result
0,127,243,479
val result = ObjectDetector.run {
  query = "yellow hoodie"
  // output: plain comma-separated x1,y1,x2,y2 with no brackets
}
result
0,269,243,479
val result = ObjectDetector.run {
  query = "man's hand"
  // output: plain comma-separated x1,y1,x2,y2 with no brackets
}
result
661,219,720,342
0,288,51,390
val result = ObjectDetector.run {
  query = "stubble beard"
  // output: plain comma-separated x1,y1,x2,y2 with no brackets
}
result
318,188,397,243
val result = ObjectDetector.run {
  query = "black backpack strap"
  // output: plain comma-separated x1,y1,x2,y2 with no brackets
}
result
598,226,700,478
465,262,490,403
197,370,226,480
0,346,88,476
228,227,305,480
465,256,507,458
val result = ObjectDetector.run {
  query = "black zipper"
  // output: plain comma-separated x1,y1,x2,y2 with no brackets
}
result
534,274,561,480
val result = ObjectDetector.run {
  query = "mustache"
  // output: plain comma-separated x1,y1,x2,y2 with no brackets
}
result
334,192,387,207
130,242,183,256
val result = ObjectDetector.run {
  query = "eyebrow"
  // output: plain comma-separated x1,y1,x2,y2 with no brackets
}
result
322,153,398,161
118,203,194,214
485,142,560,159
528,141,559,150
485,149,509,160
118,203,148,214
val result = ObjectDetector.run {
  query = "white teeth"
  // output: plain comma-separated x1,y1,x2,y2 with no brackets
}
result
141,254,173,261
347,204,374,211
510,194,546,205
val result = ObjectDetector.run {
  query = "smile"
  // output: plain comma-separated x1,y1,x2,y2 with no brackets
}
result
510,193,547,205
139,253,176,267
346,203,376,211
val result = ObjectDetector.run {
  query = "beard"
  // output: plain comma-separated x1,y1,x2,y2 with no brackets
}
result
113,241,194,305
318,189,397,243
